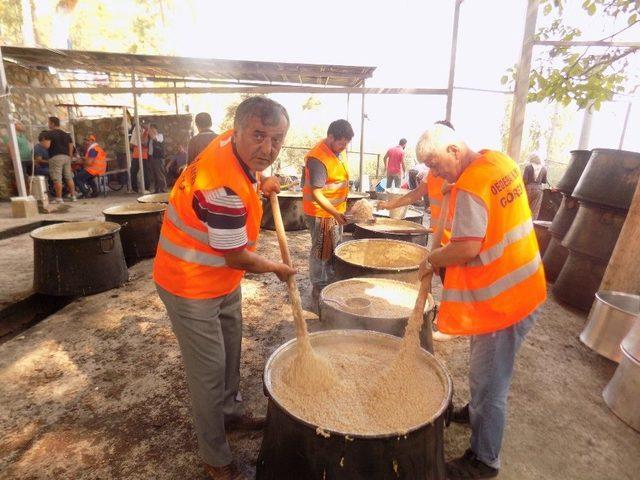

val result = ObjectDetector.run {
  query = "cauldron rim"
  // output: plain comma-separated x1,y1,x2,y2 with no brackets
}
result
355,217,429,236
588,147,640,157
595,291,640,317
137,193,170,204
263,329,453,439
103,202,167,216
320,277,435,319
30,220,121,241
335,238,428,272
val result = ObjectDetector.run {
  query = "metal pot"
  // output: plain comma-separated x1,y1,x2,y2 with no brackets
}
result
556,150,591,195
261,191,306,231
373,206,424,224
552,251,607,311
257,330,452,479
580,291,640,362
31,221,128,296
334,239,429,284
353,217,430,246
573,148,640,211
319,278,436,352
621,317,640,362
603,349,640,433
549,195,579,238
542,235,569,283
538,188,563,221
533,220,552,257
562,202,627,261
137,192,169,204
103,202,166,265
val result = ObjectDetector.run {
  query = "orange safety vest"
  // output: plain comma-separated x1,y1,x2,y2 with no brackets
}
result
302,141,350,218
153,130,263,299
85,143,107,176
437,150,546,335
132,130,149,160
424,171,444,231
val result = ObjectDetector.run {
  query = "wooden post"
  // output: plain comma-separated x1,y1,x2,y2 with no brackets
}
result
600,179,640,294
122,106,133,192
445,0,462,122
359,81,366,192
132,73,146,193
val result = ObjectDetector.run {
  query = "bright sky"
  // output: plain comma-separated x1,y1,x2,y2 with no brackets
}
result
37,0,640,168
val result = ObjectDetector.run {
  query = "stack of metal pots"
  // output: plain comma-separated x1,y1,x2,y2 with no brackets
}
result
552,149,640,311
542,150,590,282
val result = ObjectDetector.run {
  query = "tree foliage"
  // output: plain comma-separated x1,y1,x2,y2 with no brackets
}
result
502,0,639,110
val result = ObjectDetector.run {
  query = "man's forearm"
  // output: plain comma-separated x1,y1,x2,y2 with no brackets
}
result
429,241,481,268
312,188,340,217
225,248,280,274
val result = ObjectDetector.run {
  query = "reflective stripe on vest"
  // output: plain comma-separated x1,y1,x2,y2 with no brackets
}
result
442,253,541,303
158,236,227,267
467,219,534,267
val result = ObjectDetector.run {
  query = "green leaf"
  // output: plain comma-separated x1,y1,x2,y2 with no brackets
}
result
588,3,597,15
544,3,553,15
628,13,637,25
500,75,509,85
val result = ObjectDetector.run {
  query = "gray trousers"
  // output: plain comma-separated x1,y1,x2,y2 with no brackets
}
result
149,157,167,193
156,284,244,466
305,215,343,289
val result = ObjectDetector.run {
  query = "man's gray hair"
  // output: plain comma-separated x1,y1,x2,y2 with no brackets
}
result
234,96,290,131
415,123,462,160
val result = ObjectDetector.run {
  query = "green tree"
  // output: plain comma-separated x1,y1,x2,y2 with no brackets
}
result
503,0,639,110
0,1,22,45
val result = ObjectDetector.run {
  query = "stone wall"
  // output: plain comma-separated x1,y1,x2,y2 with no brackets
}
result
0,64,69,199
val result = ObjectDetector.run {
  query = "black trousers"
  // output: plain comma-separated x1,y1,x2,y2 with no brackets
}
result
131,158,150,192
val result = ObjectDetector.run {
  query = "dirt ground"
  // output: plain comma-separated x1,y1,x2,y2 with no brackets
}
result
0,194,638,479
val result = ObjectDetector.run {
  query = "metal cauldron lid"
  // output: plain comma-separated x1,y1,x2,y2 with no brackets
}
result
373,207,423,219
533,220,552,228
356,217,428,234
595,291,640,317
263,330,453,438
276,191,303,198
320,277,434,319
137,192,169,203
31,220,121,240
347,192,370,199
103,202,166,216
335,238,428,271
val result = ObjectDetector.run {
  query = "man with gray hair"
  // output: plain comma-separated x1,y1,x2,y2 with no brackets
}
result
417,123,546,479
154,96,295,480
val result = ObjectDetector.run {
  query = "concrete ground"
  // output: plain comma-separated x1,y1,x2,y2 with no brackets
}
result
0,194,638,479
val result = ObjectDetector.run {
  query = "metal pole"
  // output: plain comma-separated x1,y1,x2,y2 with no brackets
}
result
132,73,146,193
376,153,380,179
358,80,366,192
122,106,133,192
346,93,350,122
445,0,462,122
578,101,594,149
173,81,179,115
507,0,539,163
0,48,27,197
619,101,633,149
67,105,76,150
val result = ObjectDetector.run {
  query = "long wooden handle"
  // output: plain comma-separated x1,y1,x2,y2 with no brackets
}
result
269,193,309,340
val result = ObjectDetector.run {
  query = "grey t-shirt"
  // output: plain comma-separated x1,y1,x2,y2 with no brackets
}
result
451,191,488,241
303,157,328,188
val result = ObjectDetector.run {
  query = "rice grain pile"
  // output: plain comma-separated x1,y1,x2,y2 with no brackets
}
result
322,279,418,318
348,199,374,223
336,240,427,269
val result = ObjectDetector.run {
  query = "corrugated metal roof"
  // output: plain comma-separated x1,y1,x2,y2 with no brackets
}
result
1,46,375,88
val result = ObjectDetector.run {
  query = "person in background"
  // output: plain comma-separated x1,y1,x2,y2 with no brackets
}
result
165,144,188,187
187,112,219,164
417,123,546,479
47,116,76,203
148,123,167,193
33,130,52,177
302,119,353,309
130,120,150,192
522,153,548,220
75,134,107,198
383,138,407,188
1,122,32,176
153,96,295,480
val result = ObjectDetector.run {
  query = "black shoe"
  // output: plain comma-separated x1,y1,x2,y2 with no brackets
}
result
446,449,499,479
452,403,470,425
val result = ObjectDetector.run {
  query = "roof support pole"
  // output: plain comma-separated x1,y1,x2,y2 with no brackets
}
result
578,101,594,149
358,80,366,192
618,101,633,149
507,0,539,163
0,48,27,196
67,105,76,147
346,93,351,123
445,0,462,122
132,72,146,193
122,106,132,192
173,81,179,115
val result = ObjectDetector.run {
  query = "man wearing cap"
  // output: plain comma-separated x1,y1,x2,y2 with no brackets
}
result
75,134,107,198
153,96,295,480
